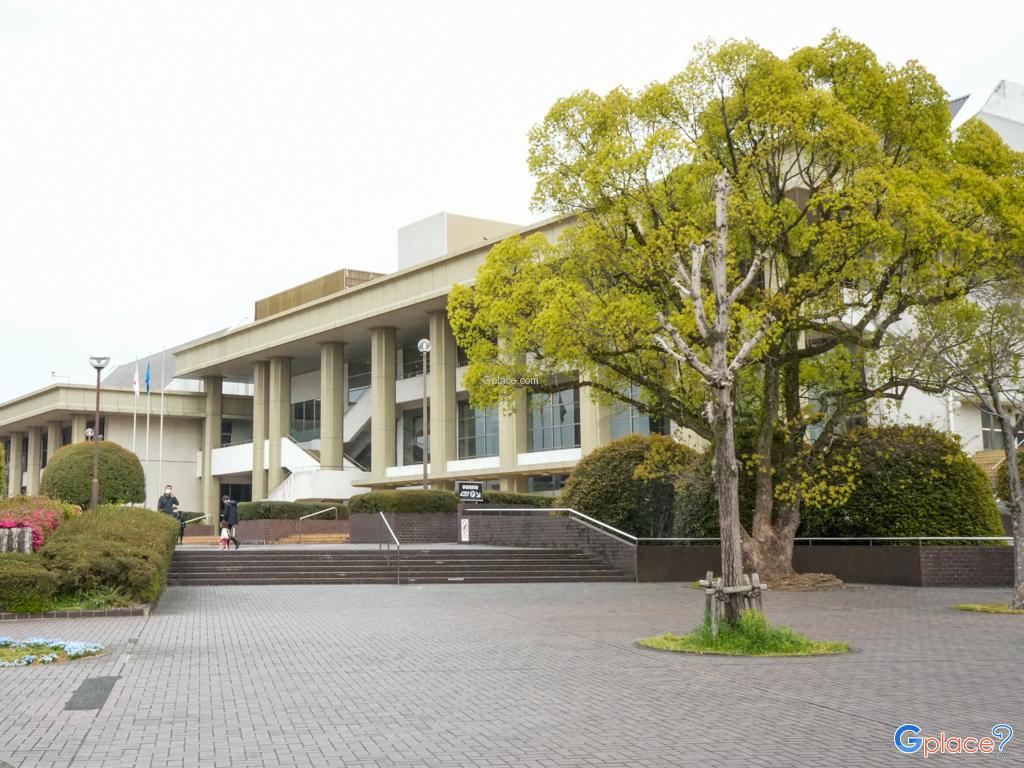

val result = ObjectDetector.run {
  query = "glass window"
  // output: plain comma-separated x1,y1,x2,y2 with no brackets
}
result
527,387,580,451
527,474,569,493
402,407,426,465
61,426,72,446
348,360,370,404
221,421,233,447
611,384,669,439
290,399,321,442
457,400,499,459
401,345,431,379
982,410,1005,450
456,345,470,367
86,418,106,439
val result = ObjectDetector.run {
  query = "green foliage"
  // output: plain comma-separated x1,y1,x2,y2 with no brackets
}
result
996,453,1024,502
237,501,346,520
953,603,1024,615
0,441,6,498
41,441,145,508
559,434,697,537
349,490,459,515
0,554,58,612
40,506,178,603
0,495,80,520
480,491,554,507
640,610,849,656
801,426,1004,538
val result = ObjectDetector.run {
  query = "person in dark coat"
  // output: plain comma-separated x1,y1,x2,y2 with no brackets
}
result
157,485,178,516
220,495,241,550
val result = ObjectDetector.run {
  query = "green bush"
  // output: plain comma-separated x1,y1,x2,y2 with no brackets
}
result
480,491,554,508
237,501,347,521
41,441,145,508
559,434,698,537
349,490,459,514
0,554,57,612
801,426,1005,538
40,506,178,603
995,452,1024,502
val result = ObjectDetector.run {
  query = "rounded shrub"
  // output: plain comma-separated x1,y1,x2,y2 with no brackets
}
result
237,501,347,521
558,434,698,537
0,554,57,612
349,490,458,515
800,426,1005,538
41,442,145,508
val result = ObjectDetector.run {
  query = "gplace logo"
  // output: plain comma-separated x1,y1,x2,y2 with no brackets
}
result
894,724,1014,758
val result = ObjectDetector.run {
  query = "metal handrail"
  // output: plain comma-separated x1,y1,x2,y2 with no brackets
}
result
184,516,206,525
378,511,401,585
298,506,338,544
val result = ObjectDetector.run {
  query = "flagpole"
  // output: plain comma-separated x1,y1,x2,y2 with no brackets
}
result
145,359,152,508
158,349,166,495
132,358,139,453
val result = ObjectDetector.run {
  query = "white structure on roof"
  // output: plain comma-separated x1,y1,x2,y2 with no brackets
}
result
950,80,1024,150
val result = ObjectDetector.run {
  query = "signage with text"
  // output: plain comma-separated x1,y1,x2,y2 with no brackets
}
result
455,481,484,503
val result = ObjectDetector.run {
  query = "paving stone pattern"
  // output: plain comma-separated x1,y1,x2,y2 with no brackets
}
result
1,583,1022,767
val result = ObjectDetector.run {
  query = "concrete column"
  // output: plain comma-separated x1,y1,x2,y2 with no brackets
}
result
319,342,346,470
8,432,24,497
268,357,291,491
579,380,612,455
45,421,62,466
498,390,528,493
370,328,396,483
26,428,42,496
202,376,223,523
429,312,457,479
71,414,87,444
251,361,270,500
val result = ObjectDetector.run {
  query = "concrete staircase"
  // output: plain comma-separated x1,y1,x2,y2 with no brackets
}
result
973,449,1006,483
168,548,628,586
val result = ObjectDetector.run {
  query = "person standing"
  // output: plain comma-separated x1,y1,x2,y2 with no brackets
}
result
220,494,241,550
157,485,179,516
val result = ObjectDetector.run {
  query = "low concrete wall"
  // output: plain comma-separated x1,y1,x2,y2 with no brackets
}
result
463,512,637,580
184,520,348,543
349,512,458,544
635,543,1013,586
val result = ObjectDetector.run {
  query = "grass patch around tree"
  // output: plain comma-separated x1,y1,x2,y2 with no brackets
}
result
953,603,1024,615
0,637,104,668
639,610,850,657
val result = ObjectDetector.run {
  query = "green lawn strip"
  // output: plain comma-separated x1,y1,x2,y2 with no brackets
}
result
953,603,1024,615
639,611,850,657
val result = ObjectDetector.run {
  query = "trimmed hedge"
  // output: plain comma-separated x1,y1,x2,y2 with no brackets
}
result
0,554,57,612
237,501,347,521
559,434,698,537
675,426,1005,539
480,491,554,508
801,426,1005,539
995,452,1024,502
41,441,145,508
40,506,178,603
349,490,459,514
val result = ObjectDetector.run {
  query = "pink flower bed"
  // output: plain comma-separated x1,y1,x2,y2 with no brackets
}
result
0,507,64,551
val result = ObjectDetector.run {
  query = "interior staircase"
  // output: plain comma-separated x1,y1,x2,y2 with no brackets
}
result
168,548,628,586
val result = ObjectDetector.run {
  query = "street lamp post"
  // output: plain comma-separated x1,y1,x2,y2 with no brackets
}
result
88,356,109,508
417,338,431,489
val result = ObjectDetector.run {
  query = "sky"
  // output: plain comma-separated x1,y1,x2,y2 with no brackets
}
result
1,0,1022,402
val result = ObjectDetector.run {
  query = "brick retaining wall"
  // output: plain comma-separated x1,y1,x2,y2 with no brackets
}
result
184,520,348,543
918,546,1013,587
349,512,458,544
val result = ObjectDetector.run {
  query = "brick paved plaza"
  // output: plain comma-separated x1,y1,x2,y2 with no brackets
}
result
1,583,1022,767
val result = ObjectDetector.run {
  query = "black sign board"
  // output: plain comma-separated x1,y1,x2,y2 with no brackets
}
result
455,481,484,503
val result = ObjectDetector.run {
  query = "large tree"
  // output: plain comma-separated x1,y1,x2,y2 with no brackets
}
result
449,34,1006,590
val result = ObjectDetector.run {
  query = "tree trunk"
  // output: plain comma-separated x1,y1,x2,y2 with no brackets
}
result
712,381,745,623
993,393,1024,609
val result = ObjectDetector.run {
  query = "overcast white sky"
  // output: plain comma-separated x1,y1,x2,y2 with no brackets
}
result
1,0,1021,401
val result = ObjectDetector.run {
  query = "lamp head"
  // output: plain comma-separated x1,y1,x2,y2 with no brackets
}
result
417,339,432,354
89,356,110,370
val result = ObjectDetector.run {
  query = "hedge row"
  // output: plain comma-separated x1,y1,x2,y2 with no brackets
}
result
0,505,178,612
995,452,1024,503
673,426,1005,539
41,441,145,508
348,489,554,515
237,501,348,521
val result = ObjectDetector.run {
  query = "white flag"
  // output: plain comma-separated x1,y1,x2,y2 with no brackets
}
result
132,363,140,398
